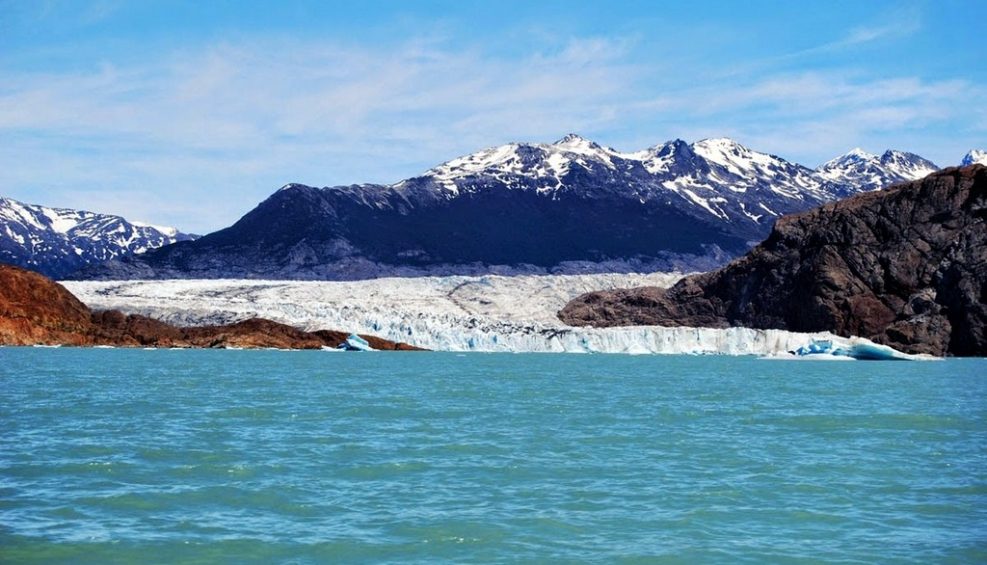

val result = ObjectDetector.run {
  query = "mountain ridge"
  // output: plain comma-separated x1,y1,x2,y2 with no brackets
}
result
817,148,939,191
0,196,197,279
71,135,965,281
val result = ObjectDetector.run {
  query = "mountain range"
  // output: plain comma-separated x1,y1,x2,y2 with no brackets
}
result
4,137,984,280
0,196,196,278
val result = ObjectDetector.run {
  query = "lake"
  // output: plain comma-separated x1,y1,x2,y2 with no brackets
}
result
1,348,985,563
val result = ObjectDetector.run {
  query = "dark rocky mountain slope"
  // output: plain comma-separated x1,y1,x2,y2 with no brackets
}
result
559,165,987,356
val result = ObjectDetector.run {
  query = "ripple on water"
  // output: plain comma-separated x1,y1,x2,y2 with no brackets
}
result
0,349,985,563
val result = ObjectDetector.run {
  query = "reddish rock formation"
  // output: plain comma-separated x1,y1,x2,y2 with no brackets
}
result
560,165,987,356
0,264,94,346
0,263,424,350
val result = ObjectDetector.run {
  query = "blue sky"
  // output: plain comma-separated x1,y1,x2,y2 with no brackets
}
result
1,0,984,233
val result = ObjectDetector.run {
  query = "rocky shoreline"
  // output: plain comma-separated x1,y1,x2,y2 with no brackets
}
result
0,264,423,350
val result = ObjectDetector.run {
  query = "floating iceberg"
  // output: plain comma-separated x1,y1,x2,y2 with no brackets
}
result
787,337,929,361
791,338,837,357
337,333,374,351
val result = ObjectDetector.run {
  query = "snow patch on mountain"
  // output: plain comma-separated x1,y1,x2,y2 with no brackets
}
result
131,221,179,237
424,133,624,194
880,150,939,179
692,137,776,177
552,133,618,160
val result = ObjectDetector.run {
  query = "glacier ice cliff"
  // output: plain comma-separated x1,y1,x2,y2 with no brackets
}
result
63,273,913,356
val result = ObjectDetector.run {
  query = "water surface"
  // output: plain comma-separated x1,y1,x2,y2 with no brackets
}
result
1,349,985,563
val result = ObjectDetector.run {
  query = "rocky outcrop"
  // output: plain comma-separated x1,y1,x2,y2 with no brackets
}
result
0,262,95,346
0,263,423,350
560,165,987,356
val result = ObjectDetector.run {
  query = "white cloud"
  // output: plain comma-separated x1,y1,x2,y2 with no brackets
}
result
781,7,923,59
1,36,638,153
0,31,983,233
0,36,643,231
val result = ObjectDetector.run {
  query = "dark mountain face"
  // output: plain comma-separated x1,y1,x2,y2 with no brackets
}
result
87,182,749,280
559,165,987,357
0,196,196,279
73,136,945,281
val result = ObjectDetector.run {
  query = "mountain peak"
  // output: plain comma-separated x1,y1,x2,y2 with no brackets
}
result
689,137,787,179
553,133,592,145
878,150,938,173
552,133,611,153
880,149,914,160
549,133,616,161
845,147,875,160
962,149,987,166
693,137,745,150
130,221,179,237
817,147,938,192
648,138,691,155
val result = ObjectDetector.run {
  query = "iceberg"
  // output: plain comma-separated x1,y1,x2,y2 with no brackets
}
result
337,333,375,352
789,337,927,361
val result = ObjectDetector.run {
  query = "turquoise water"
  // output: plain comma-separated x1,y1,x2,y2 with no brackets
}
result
1,349,985,563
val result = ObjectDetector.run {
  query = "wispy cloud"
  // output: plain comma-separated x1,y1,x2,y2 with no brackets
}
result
781,7,923,60
0,36,642,230
631,69,984,166
0,22,983,232
0,36,639,146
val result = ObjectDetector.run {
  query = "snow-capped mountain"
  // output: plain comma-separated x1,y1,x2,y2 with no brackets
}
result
415,134,850,238
0,196,197,278
816,148,939,192
75,135,949,281
961,149,987,166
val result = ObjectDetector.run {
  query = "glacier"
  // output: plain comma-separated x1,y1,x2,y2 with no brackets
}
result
62,273,925,358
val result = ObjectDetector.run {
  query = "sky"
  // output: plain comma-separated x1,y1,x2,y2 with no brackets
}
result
1,0,985,234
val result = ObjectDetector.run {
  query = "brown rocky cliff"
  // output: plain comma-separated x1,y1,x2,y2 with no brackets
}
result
559,165,987,356
0,265,94,345
0,263,424,350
